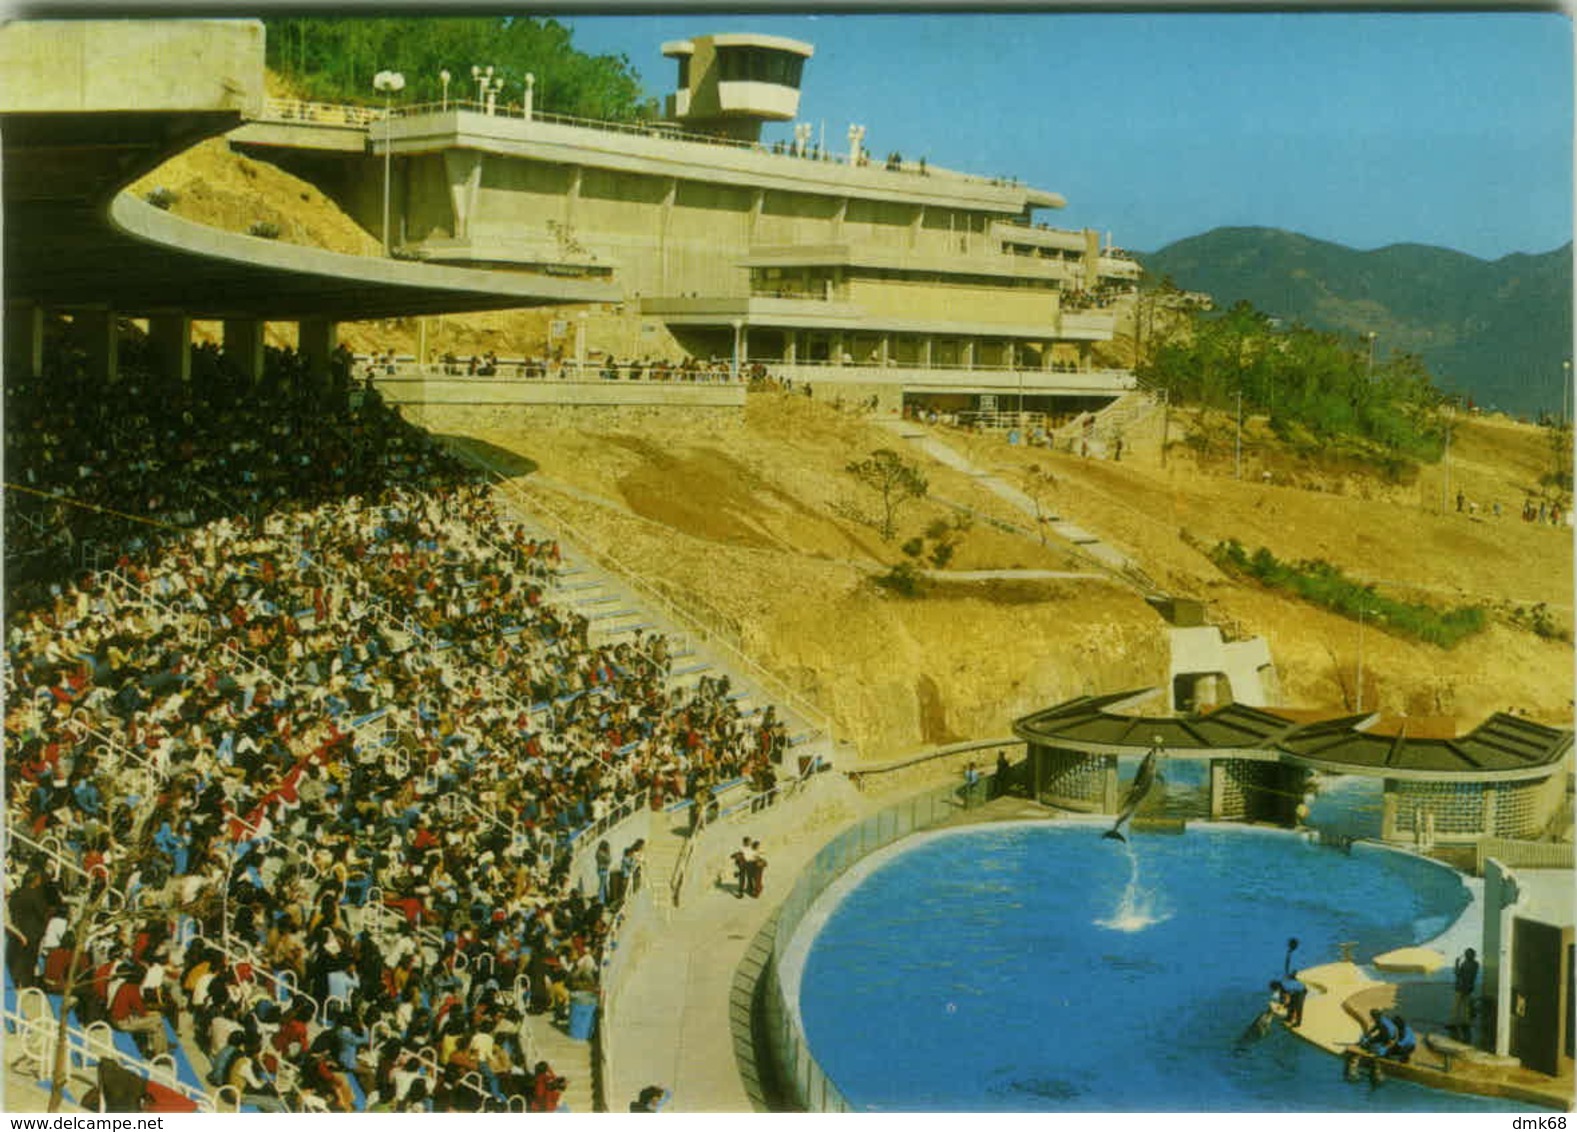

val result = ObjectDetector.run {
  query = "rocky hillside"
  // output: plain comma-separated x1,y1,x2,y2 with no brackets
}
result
1141,227,1574,418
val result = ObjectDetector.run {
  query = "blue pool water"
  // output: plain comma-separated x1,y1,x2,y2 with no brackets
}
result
794,822,1529,1112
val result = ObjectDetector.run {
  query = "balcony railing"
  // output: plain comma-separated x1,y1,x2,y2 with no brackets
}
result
260,97,383,126
258,96,1015,189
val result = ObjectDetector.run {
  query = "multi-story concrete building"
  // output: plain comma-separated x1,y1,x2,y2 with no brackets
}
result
237,32,1142,414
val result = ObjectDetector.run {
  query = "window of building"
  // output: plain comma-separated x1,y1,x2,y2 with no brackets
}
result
717,47,806,88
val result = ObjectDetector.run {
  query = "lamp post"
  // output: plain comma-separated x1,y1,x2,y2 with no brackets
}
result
471,64,493,106
1355,600,1380,713
373,70,406,256
1234,387,1243,480
1363,331,1378,382
439,69,450,111
846,122,866,165
793,122,811,157
523,72,536,121
485,73,504,116
1441,400,1454,513
1563,359,1571,428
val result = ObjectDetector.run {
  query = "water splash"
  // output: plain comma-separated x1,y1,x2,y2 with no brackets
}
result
1097,838,1170,932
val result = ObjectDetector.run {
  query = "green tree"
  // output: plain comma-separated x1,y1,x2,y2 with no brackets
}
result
264,17,655,121
846,449,929,542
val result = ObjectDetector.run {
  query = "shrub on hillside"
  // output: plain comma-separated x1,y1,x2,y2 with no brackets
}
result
1211,538,1486,648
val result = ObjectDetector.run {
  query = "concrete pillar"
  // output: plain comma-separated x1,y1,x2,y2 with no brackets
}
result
963,338,976,371
921,337,933,370
878,334,890,367
910,204,924,250
299,317,338,389
565,165,582,229
1381,780,1398,841
749,188,765,242
6,302,45,379
784,332,797,364
223,318,266,385
1209,760,1226,820
150,313,192,385
832,196,847,241
833,332,846,367
75,308,119,385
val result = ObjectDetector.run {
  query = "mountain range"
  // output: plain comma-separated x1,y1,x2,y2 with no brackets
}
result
1139,227,1573,418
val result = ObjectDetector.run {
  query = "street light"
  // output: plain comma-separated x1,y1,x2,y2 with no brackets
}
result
1563,359,1571,428
471,64,493,105
523,72,536,121
484,73,504,116
439,69,451,111
1363,331,1378,381
373,70,405,256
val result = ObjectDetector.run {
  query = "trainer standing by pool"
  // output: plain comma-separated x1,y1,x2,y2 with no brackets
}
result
1451,947,1478,1039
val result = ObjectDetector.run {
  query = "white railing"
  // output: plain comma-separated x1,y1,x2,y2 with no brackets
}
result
259,95,1012,190
369,360,745,384
260,97,383,127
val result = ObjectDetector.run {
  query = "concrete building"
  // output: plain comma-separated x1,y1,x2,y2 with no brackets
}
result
232,31,1143,415
1,19,616,391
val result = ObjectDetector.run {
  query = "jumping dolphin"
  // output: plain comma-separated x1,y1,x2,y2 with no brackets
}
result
1102,745,1164,842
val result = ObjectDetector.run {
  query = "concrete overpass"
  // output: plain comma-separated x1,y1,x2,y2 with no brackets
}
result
1,19,617,386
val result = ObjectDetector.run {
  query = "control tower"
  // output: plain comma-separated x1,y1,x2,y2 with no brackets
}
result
661,33,814,142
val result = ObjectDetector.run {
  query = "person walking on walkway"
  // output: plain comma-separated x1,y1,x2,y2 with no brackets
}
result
746,839,767,899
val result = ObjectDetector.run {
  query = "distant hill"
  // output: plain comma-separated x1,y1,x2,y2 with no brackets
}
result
1140,227,1573,418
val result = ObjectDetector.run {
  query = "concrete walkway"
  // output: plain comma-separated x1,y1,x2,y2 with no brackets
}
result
603,773,870,1111
874,419,1145,577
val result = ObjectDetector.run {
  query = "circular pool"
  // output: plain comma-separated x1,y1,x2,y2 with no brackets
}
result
788,822,1528,1112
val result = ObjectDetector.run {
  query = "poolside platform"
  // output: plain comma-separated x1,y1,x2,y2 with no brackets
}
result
1290,960,1573,1110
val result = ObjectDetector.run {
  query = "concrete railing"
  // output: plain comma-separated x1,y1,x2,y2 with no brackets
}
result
761,773,999,1112
768,362,1136,393
1475,837,1574,875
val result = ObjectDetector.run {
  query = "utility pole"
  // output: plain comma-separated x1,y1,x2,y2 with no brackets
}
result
1355,604,1366,713
1235,388,1243,480
1441,404,1453,513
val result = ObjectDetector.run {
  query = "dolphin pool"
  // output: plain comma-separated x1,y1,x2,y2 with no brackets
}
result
788,822,1533,1112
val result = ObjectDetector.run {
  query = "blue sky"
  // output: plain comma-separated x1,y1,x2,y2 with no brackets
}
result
564,12,1572,261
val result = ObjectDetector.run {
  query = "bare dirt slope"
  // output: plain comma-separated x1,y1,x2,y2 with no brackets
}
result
443,393,1572,764
447,395,1169,763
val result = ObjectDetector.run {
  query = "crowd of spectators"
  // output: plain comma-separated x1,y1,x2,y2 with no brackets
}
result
382,351,753,384
5,343,790,1112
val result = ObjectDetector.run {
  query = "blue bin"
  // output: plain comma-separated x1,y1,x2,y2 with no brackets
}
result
567,992,598,1041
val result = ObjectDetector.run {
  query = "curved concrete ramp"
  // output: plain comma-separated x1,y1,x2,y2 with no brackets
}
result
3,18,618,322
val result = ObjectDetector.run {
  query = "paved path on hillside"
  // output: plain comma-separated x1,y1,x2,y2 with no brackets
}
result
874,419,1148,580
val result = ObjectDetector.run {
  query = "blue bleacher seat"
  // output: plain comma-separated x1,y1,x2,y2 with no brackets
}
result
163,1018,204,1090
